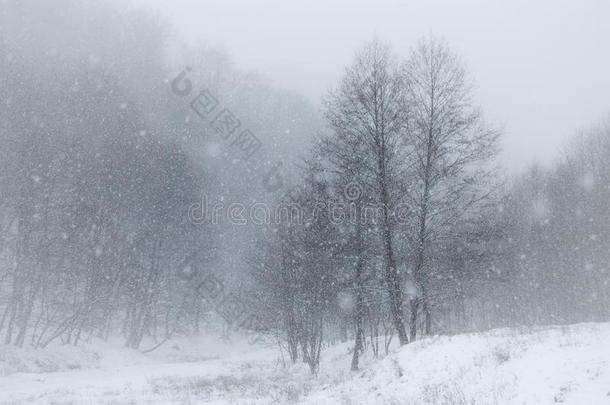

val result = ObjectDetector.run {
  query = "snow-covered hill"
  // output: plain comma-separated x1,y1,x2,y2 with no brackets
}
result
0,323,608,404
305,323,610,405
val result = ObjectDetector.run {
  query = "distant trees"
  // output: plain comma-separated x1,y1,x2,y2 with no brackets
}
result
0,47,213,348
254,159,341,373
494,121,610,326
0,0,316,350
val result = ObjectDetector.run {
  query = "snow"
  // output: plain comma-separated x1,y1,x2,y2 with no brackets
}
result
0,323,609,404
303,323,610,405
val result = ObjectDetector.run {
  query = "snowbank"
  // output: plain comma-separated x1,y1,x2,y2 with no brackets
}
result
303,323,610,404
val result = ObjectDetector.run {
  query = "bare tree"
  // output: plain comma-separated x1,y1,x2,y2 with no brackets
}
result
401,36,499,340
324,39,410,345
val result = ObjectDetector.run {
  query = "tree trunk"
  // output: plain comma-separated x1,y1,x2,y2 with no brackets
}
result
409,299,418,342
423,299,431,335
351,203,365,371
378,158,408,345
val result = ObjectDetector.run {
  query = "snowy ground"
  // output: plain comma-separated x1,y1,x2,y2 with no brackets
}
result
0,323,609,404
303,323,610,405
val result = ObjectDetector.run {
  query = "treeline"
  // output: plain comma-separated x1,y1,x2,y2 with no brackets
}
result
0,0,313,349
254,39,610,373
0,0,214,349
495,125,610,326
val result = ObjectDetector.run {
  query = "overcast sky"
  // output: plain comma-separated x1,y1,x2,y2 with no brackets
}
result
128,0,610,172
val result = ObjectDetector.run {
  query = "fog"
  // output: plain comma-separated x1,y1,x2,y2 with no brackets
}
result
1,0,609,403
130,0,610,170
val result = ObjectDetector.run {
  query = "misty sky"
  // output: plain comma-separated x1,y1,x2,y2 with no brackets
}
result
127,0,610,172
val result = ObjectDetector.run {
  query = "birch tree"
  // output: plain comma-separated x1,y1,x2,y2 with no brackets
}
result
401,36,499,339
324,39,410,345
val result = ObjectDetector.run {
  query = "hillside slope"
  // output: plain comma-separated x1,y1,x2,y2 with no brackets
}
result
303,323,610,404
